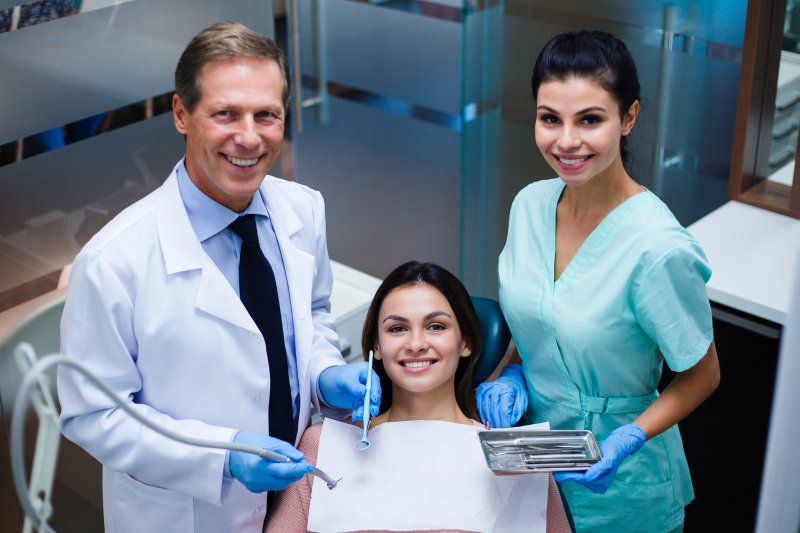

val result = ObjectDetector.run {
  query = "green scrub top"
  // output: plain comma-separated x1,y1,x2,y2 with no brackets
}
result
499,179,713,533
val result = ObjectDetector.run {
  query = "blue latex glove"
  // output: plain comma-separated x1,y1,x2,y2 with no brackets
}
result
475,364,528,428
229,432,313,493
318,362,382,421
554,423,646,494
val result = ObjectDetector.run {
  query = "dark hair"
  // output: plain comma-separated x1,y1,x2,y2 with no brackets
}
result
531,30,640,165
361,261,481,421
175,21,290,113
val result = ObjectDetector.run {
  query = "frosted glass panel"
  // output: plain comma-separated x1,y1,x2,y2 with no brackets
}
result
0,114,183,299
1,0,273,311
0,0,272,144
498,0,746,228
294,96,460,279
301,0,462,115
285,0,746,300
506,0,745,46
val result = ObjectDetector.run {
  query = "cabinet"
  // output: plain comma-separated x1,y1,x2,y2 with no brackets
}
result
663,310,781,532
683,200,800,530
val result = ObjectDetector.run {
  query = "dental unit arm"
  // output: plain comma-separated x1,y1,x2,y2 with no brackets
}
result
10,342,339,533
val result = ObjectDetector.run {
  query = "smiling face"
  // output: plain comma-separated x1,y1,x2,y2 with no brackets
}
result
535,76,638,188
375,284,471,400
173,56,285,212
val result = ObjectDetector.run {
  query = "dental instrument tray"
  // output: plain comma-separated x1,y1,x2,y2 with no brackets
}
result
478,430,601,474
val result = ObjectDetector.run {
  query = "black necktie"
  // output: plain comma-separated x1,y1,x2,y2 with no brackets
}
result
229,215,294,445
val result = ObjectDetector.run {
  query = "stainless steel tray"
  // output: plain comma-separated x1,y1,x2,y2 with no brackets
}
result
478,430,601,474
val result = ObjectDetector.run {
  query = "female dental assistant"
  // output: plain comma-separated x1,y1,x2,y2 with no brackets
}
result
477,31,720,532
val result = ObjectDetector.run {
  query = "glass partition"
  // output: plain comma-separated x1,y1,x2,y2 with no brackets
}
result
286,0,502,296
281,0,746,299
2,0,748,307
0,0,274,311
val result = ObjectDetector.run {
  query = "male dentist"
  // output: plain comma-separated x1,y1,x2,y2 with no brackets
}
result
57,21,378,532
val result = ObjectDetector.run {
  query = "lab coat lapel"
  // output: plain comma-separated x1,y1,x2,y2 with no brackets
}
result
156,170,258,334
262,180,315,397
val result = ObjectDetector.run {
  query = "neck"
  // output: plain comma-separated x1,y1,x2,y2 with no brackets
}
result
375,386,472,426
561,159,641,218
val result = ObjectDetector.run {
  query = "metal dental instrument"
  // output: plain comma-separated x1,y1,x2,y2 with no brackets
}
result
257,448,341,489
355,350,374,451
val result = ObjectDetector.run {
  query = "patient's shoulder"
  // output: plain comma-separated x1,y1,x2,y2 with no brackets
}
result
298,419,361,458
297,423,323,460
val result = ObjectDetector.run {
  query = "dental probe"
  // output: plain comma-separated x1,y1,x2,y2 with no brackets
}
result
355,350,375,451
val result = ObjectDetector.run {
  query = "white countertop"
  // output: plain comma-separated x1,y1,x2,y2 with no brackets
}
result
688,201,800,325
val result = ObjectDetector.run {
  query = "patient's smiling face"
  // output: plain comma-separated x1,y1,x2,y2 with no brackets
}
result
375,283,470,398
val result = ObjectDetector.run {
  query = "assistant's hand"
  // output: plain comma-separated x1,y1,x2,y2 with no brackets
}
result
318,362,382,421
229,432,312,493
475,364,528,428
554,423,646,494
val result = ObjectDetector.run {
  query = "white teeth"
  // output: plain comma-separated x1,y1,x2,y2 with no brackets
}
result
402,360,433,368
558,156,588,165
226,155,259,167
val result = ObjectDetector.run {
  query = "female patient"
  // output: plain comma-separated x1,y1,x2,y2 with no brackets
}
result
265,260,570,532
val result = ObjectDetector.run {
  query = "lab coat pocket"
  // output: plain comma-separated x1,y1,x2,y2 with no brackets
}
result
113,473,194,532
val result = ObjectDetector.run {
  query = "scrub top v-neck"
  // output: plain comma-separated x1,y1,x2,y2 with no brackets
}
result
498,178,713,533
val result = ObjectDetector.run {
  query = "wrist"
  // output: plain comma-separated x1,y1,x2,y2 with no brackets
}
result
499,364,525,384
318,365,338,404
616,423,647,454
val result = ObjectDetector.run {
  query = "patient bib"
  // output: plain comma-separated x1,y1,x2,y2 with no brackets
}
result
308,419,548,532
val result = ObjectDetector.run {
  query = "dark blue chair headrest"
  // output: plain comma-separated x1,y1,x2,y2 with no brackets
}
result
470,296,511,387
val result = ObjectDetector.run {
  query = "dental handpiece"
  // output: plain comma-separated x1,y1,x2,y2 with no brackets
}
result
258,448,341,490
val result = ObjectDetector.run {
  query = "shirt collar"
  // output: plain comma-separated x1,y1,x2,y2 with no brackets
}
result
176,158,269,242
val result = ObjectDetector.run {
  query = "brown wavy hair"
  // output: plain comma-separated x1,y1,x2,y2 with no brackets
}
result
361,261,481,421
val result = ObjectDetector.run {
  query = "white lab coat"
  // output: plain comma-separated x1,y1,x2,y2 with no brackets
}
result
57,162,346,533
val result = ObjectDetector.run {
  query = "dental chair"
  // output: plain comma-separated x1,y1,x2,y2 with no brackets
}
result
469,296,576,532
470,296,512,387
0,290,103,532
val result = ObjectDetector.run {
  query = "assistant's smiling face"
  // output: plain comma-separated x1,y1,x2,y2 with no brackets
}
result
534,77,638,188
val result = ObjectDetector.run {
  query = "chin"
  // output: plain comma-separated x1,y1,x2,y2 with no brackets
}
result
557,173,592,188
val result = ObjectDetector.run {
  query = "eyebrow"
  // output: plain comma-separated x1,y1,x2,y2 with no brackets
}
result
536,105,608,114
381,311,453,324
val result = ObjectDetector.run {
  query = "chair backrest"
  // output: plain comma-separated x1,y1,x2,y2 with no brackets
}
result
470,296,511,387
0,292,66,417
0,290,105,530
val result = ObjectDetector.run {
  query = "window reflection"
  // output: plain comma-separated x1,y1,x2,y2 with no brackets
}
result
767,0,800,187
0,0,134,33
0,0,76,33
0,92,173,167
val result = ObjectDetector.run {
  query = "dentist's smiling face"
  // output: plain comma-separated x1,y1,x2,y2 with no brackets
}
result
375,283,470,398
173,56,285,212
534,76,637,188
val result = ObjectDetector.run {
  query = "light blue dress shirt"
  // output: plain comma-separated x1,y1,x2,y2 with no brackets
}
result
176,162,301,425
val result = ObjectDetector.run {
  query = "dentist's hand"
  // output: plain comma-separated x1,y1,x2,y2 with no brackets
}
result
554,423,646,494
475,364,528,428
318,362,382,421
229,432,312,493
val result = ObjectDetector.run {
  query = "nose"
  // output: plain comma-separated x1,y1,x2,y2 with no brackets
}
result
234,116,260,150
406,329,429,353
557,124,581,151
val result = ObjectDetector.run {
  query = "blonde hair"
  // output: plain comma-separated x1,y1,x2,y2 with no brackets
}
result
174,21,289,112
